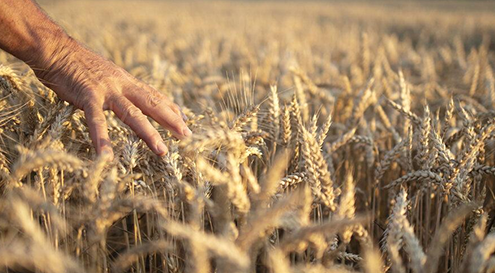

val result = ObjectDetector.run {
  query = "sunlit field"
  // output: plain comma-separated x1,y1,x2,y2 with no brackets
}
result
1,1,495,272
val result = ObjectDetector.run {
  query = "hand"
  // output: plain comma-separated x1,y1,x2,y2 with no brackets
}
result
32,37,191,159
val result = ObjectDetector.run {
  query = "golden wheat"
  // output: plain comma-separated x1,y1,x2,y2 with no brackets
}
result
1,1,495,272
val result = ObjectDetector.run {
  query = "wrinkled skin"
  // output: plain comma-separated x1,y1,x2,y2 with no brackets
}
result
34,38,191,158
0,0,191,159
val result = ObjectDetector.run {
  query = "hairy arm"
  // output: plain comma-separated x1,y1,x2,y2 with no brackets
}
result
0,0,191,158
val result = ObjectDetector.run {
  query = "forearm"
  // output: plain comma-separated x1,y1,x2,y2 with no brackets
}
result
0,0,73,68
0,0,191,157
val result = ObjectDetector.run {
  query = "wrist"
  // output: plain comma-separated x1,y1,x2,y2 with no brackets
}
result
26,28,80,79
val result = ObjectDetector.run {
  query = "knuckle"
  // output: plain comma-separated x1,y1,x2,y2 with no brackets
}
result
170,103,181,113
126,105,143,119
146,91,164,108
118,102,144,124
135,115,149,124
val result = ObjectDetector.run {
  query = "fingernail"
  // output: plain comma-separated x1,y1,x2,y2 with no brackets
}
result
183,127,192,137
156,141,168,155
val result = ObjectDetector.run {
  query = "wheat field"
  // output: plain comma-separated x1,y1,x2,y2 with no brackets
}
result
1,1,495,272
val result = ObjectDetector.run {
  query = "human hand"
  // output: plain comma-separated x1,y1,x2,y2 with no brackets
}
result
31,37,191,159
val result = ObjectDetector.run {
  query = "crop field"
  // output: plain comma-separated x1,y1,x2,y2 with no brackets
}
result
1,0,495,272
